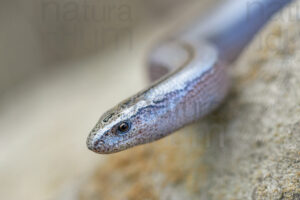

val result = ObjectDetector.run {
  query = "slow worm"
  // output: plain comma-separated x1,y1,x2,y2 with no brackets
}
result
87,0,293,154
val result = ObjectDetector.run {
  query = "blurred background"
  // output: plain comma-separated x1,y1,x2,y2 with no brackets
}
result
0,0,216,199
2,0,299,200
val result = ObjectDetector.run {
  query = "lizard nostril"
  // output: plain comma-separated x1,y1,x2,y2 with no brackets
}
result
94,139,105,147
99,140,105,145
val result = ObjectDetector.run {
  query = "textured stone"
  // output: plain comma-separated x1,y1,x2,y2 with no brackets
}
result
79,2,300,200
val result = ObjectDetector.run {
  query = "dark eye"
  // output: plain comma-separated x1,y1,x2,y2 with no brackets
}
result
117,122,130,134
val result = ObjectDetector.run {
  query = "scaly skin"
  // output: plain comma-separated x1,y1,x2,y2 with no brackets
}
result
87,0,293,154
87,41,228,153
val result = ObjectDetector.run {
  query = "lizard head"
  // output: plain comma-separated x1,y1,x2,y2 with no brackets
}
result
86,98,159,154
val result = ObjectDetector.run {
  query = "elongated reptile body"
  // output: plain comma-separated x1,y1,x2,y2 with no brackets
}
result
87,0,293,154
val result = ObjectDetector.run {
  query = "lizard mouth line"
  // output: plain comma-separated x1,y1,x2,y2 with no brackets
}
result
87,0,293,154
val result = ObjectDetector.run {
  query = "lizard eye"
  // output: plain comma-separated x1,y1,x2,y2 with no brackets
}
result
117,121,130,134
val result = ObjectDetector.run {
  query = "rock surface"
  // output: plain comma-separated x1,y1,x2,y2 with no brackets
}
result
78,2,300,200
